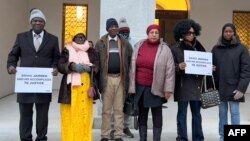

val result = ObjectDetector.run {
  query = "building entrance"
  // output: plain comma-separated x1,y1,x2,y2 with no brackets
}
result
156,10,187,45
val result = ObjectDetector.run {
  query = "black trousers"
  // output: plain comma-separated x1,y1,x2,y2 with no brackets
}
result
19,103,50,141
138,94,163,128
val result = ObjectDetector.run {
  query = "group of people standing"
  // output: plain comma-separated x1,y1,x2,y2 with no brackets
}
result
6,8,250,141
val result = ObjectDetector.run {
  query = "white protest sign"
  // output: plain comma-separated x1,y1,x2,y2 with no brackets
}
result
184,50,212,76
15,67,53,93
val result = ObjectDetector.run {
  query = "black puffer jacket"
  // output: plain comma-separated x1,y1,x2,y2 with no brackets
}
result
57,47,99,104
212,36,250,102
171,40,206,101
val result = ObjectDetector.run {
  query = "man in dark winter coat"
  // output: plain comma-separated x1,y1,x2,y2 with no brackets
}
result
7,9,60,141
95,18,133,141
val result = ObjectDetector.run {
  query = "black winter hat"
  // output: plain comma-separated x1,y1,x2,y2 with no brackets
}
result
106,18,118,31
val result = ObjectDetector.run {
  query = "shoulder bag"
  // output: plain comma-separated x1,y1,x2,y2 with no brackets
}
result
123,94,139,130
200,76,220,109
123,94,138,116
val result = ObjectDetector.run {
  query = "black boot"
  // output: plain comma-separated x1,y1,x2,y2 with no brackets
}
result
153,127,162,141
139,126,147,141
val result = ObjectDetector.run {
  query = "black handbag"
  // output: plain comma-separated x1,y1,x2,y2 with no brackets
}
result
123,94,138,116
200,76,220,109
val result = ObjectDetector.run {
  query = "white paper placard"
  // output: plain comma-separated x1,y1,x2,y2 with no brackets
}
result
184,50,212,76
15,67,53,93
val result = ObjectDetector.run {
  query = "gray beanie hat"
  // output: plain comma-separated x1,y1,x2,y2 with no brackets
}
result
29,9,46,23
119,17,130,31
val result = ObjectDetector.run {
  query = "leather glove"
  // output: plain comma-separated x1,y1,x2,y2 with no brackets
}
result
233,90,244,100
70,63,91,73
7,66,17,74
52,68,58,76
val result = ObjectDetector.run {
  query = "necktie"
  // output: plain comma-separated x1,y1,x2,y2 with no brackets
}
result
34,34,41,51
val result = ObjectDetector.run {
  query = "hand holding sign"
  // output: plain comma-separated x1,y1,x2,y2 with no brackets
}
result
7,66,17,74
179,62,186,71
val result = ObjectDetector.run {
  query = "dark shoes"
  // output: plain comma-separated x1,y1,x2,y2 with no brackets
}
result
109,128,133,140
100,138,108,141
109,130,124,140
101,137,123,141
123,127,134,138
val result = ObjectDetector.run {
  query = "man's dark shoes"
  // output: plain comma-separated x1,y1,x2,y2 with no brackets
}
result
115,138,123,141
100,138,108,141
123,127,134,138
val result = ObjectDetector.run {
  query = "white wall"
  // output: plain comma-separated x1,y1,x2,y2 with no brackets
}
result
0,0,28,98
100,0,155,42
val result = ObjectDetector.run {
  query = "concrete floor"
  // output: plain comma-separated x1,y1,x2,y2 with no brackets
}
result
0,90,250,141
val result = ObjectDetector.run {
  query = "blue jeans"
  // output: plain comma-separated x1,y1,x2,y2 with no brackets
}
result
176,101,204,141
219,101,240,141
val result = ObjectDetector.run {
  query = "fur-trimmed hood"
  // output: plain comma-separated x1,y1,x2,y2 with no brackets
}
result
214,35,240,48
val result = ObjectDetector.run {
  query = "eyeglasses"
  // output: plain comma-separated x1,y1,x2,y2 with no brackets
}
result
186,31,196,36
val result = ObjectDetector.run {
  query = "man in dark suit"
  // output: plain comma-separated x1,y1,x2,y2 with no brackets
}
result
6,8,60,141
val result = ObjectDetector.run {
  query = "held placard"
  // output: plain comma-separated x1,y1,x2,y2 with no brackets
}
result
15,67,53,93
184,50,212,76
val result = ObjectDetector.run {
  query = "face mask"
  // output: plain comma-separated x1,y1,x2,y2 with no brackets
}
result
119,31,129,40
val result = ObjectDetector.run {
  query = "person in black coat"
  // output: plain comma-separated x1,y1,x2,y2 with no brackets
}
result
212,23,250,141
7,9,60,141
171,19,205,141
